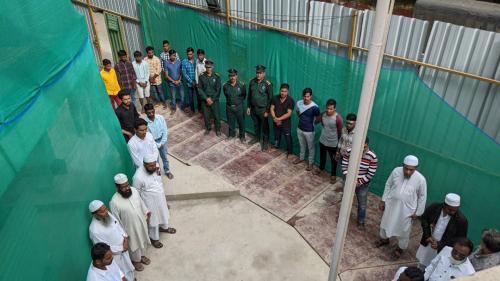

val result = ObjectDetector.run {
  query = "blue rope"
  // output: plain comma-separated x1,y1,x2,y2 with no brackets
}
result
0,38,90,133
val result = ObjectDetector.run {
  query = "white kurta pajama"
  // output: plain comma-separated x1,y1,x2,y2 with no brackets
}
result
133,166,170,241
110,187,151,262
416,211,451,266
424,246,475,280
127,132,159,169
89,214,135,281
380,167,427,249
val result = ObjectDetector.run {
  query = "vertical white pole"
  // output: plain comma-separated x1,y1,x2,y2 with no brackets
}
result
327,0,395,280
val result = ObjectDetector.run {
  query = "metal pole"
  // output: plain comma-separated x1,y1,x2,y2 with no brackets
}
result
327,0,395,280
225,0,231,26
347,10,358,61
85,0,103,63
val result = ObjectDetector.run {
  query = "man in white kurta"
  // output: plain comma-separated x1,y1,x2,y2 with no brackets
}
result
376,155,427,258
86,242,126,281
425,241,475,280
127,118,158,169
133,154,176,248
110,173,151,271
88,200,135,281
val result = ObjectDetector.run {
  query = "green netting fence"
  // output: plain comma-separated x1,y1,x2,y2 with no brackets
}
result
1,0,499,280
0,1,134,280
138,0,500,242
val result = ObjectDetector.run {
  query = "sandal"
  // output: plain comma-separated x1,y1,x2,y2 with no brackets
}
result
140,256,151,265
151,239,163,248
132,262,144,271
160,227,177,234
374,239,390,248
392,248,404,260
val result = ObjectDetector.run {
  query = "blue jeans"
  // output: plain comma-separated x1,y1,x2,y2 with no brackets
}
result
169,84,184,110
355,183,370,224
186,86,195,112
150,84,165,102
158,143,170,172
130,89,137,103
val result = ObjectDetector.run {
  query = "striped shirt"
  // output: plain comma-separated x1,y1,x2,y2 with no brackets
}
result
341,148,378,185
144,55,162,85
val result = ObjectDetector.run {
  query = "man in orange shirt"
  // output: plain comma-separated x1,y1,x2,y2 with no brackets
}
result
100,59,121,109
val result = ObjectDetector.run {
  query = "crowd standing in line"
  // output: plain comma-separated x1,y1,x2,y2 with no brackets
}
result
90,40,500,281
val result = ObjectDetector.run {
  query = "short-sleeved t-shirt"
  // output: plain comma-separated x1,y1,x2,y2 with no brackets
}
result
271,95,295,128
164,59,182,86
297,101,320,132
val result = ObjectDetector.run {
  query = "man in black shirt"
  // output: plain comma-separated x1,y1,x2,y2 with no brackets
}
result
270,83,294,157
115,89,140,142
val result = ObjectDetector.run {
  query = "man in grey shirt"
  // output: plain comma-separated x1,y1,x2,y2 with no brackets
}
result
314,99,343,183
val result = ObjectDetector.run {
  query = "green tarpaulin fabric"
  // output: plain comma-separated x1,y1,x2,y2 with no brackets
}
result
137,0,500,243
0,1,133,280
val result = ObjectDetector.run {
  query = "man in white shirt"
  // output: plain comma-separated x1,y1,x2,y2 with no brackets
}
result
133,154,176,248
376,155,427,259
88,200,135,281
132,51,150,112
86,242,126,281
127,118,158,170
424,238,475,281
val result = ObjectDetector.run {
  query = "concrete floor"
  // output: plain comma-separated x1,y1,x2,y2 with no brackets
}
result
135,197,329,281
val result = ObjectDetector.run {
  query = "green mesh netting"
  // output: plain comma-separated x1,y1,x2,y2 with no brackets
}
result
0,1,133,280
138,0,500,242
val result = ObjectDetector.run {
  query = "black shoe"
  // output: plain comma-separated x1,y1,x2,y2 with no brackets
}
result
239,137,246,143
204,130,210,135
247,138,259,145
226,135,235,141
261,142,268,151
357,221,365,230
216,130,221,136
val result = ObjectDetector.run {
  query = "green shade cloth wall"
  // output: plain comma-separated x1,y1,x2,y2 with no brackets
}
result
0,1,133,280
138,0,500,243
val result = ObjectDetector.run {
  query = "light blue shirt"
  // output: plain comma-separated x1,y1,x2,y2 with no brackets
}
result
132,60,150,83
146,114,167,147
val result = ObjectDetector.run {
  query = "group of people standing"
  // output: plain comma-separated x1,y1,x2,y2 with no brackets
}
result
96,40,500,281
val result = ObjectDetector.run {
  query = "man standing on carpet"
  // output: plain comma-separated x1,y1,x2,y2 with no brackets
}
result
293,88,320,170
110,173,151,272
270,83,294,157
376,155,427,259
144,46,166,108
88,200,135,280
247,65,273,151
198,60,222,136
115,50,137,106
223,68,246,142
133,154,176,249
144,103,174,179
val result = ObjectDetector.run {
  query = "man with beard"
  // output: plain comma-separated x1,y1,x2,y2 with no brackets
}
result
133,154,176,249
127,118,158,170
110,173,151,272
88,200,135,280
376,155,427,259
86,243,127,281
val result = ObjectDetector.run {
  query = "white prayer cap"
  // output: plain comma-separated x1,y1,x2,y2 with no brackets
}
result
114,173,128,184
143,154,157,163
403,155,419,166
89,200,104,213
445,193,461,207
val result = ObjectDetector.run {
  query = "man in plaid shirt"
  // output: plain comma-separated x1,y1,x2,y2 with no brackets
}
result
115,50,137,104
182,47,196,114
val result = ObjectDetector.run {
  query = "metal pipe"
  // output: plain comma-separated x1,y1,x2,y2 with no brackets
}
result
84,0,102,63
225,0,232,26
72,0,141,23
166,0,499,86
327,0,395,280
348,10,358,61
